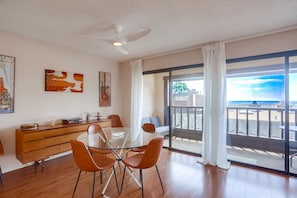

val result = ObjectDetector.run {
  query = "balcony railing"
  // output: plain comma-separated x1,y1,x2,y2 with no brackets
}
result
170,106,203,140
170,105,297,153
171,106,203,130
226,107,297,140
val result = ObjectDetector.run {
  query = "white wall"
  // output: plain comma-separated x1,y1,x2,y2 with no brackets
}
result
118,62,131,127
153,73,167,125
0,31,121,172
142,74,155,117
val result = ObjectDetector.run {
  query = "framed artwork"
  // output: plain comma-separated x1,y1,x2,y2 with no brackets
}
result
99,71,111,106
45,69,84,93
0,55,15,113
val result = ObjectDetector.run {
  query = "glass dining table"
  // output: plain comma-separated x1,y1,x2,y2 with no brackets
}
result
77,127,162,195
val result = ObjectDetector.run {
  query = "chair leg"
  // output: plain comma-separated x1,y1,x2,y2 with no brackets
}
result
118,161,122,173
113,166,120,194
72,170,82,198
139,169,144,198
0,166,5,187
120,165,127,193
92,172,96,198
100,170,103,184
155,165,164,193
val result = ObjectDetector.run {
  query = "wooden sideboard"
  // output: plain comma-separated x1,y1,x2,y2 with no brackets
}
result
16,119,111,165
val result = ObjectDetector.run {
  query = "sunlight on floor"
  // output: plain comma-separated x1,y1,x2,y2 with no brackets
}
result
163,137,297,174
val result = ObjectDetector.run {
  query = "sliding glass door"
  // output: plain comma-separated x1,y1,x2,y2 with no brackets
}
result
226,51,297,174
142,65,204,154
226,57,286,171
169,67,204,154
289,55,297,174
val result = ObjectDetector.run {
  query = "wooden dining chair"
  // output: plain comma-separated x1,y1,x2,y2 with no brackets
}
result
87,124,113,183
70,140,119,198
107,114,123,127
128,123,156,154
0,140,4,187
121,137,164,198
87,124,112,156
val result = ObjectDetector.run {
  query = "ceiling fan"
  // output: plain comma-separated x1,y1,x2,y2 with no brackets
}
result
98,24,151,55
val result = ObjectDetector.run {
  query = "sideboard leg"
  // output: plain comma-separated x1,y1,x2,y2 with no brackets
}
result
34,157,48,172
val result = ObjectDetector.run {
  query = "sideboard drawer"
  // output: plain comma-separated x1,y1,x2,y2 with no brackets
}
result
15,119,111,164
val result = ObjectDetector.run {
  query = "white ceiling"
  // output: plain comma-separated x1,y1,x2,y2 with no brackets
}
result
0,0,297,62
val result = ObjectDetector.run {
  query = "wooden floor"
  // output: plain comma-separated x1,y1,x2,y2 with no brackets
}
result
1,149,297,198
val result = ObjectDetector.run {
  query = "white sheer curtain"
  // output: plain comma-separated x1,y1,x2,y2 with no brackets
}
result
129,59,143,129
198,42,230,169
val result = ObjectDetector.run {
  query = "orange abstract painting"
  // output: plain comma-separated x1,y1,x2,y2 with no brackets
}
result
45,69,83,92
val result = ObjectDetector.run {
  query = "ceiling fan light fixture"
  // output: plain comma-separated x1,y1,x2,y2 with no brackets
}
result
112,41,122,47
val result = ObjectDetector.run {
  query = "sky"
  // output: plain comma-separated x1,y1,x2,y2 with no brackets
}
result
227,74,285,101
183,73,297,102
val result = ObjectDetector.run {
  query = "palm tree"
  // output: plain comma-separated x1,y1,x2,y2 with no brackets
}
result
172,82,189,94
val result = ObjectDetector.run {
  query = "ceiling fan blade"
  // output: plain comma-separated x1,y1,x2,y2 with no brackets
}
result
115,45,130,55
124,27,151,42
96,38,129,55
100,38,115,45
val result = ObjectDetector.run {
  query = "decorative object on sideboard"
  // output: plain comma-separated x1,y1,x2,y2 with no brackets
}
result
45,69,84,93
49,117,57,126
20,123,39,130
62,117,83,125
87,112,102,122
0,54,15,114
99,71,111,107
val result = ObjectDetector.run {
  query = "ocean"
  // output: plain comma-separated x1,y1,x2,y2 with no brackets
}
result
228,101,281,105
228,100,297,106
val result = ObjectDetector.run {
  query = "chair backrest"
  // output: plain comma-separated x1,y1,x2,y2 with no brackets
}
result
70,140,100,172
87,123,101,135
142,123,156,133
138,137,164,169
108,114,123,127
88,124,108,141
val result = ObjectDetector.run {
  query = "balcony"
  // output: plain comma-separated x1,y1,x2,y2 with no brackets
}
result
164,106,297,173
